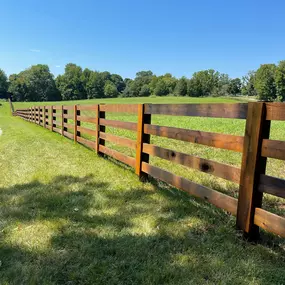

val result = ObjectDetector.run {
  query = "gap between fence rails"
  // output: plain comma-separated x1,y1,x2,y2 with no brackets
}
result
14,102,285,240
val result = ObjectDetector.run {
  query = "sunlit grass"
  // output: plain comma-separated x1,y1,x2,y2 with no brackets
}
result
1,99,284,284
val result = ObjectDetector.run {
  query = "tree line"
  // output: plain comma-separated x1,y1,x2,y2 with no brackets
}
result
0,61,285,102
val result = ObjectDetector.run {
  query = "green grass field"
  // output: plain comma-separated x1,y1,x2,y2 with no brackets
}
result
1,97,285,284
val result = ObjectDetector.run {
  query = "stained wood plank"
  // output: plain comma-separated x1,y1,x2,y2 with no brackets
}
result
265,102,285,121
74,105,78,143
53,127,61,134
99,145,136,168
99,132,136,149
63,114,74,119
136,104,144,176
258,174,285,198
142,162,238,215
78,126,97,136
144,103,248,119
53,105,62,110
100,104,138,113
77,105,98,111
77,116,97,123
143,144,241,183
237,102,270,240
63,123,74,129
144,124,244,152
77,136,96,149
63,131,74,140
254,208,285,237
100,119,137,132
261,139,285,160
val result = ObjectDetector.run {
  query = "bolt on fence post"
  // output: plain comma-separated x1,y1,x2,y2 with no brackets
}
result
135,103,151,181
236,102,271,241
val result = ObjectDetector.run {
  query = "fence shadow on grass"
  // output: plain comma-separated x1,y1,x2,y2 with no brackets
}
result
0,174,284,284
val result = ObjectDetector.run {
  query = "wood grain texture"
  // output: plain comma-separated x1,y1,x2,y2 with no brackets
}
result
144,103,248,119
142,162,238,215
265,102,285,121
135,104,144,176
144,124,244,152
100,104,138,113
100,119,137,132
53,127,61,134
77,116,97,123
254,208,285,237
63,131,74,140
99,145,136,168
258,174,285,198
261,139,285,160
143,144,241,183
74,105,78,143
78,126,97,136
237,102,271,240
77,136,96,149
99,132,136,149
63,123,74,129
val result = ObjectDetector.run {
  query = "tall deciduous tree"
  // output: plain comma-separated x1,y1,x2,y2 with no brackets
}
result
0,69,8,98
275,61,285,102
174,77,188,96
8,65,60,102
56,63,86,100
254,64,276,101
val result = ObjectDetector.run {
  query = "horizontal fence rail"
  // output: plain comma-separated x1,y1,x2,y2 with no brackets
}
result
14,102,285,240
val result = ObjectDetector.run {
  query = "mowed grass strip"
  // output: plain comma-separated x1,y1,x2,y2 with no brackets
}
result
3,98,284,284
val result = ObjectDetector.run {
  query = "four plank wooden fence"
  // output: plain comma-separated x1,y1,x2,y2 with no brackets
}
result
15,102,285,240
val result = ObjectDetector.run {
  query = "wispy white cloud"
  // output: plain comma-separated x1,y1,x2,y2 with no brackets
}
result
29,49,40,53
55,65,61,68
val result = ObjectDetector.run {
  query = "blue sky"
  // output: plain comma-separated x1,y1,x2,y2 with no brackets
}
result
1,0,284,79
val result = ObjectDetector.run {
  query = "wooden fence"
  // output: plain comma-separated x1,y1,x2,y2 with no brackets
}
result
15,102,285,240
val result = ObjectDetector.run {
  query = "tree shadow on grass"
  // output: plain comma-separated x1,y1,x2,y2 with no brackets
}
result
0,174,284,284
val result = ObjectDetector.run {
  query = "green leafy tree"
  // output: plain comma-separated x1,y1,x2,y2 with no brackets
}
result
110,74,125,93
187,69,220,97
86,71,105,99
8,65,60,101
275,61,285,101
0,69,8,98
139,84,151,96
241,71,257,96
174,77,188,96
154,79,168,96
254,64,276,101
104,81,118,97
228,78,241,95
56,63,86,100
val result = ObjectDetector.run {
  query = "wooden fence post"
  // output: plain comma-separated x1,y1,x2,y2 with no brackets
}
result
61,105,64,135
43,106,46,128
74,105,78,143
38,106,40,125
135,103,151,180
76,106,81,140
236,102,271,240
96,104,105,155
51,106,54,132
